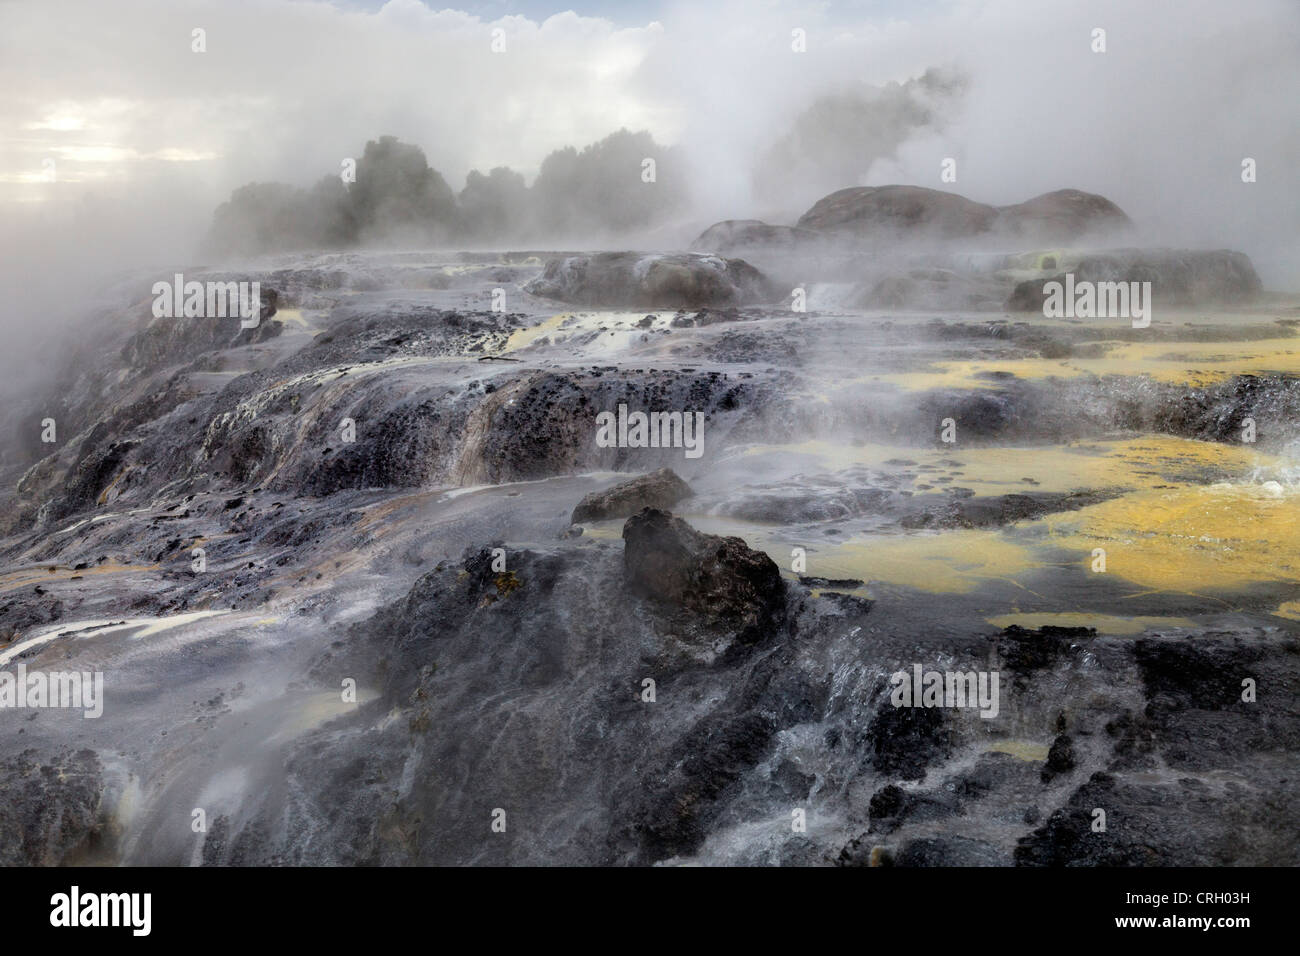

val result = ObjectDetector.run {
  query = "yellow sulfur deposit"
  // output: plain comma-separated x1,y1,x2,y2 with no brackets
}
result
874,336,1300,391
1040,481,1300,594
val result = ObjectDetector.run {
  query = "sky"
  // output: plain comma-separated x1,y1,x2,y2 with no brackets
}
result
1,0,1297,283
332,0,952,26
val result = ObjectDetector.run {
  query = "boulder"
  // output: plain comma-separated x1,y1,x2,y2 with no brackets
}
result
622,508,785,643
796,185,998,239
794,185,1131,245
571,468,693,523
1007,248,1263,310
996,189,1131,242
524,252,773,308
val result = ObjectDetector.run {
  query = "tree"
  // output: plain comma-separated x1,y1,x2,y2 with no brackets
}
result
206,182,312,255
349,135,460,243
532,129,687,238
458,167,530,242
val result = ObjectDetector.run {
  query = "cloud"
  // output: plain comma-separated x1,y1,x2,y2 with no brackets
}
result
0,0,669,209
0,0,1295,284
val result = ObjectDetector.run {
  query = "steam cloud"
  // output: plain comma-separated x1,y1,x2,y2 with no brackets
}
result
1,0,1297,386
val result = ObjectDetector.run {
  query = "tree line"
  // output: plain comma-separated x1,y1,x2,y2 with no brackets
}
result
205,129,687,254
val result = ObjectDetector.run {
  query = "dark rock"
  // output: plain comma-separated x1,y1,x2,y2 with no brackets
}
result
122,287,280,370
867,694,952,781
1042,734,1076,782
1008,249,1262,310
772,758,816,800
0,749,107,865
795,185,1129,245
1013,769,1297,866
894,835,1009,866
798,575,865,589
621,508,786,644
996,625,1097,686
524,252,773,308
671,307,743,328
571,469,693,523
1133,636,1266,714
869,784,908,820
630,711,778,861
797,185,997,239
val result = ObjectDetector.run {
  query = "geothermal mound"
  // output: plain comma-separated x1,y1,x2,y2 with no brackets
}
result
688,220,824,255
524,251,774,308
1007,248,1264,310
693,185,1133,253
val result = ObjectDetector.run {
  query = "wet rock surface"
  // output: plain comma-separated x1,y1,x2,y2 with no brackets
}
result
1008,248,1263,310
1,249,1297,867
571,468,693,523
524,252,774,307
122,288,281,370
794,185,1130,244
622,508,786,646
0,749,109,866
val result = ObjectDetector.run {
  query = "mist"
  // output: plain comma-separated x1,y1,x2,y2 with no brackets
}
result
1,0,1298,384
4,0,1300,878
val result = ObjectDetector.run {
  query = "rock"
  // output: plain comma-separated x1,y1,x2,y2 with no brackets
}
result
122,287,281,370
869,784,908,820
867,695,952,781
996,189,1132,242
796,185,997,239
898,490,1118,530
1134,636,1266,716
893,836,1009,866
1041,733,1076,782
1007,248,1263,310
570,468,693,523
1015,772,1225,866
10,246,1300,869
689,219,823,255
670,307,743,328
0,749,107,865
795,185,1130,245
524,252,773,308
621,508,785,644
995,625,1097,688
799,575,865,589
